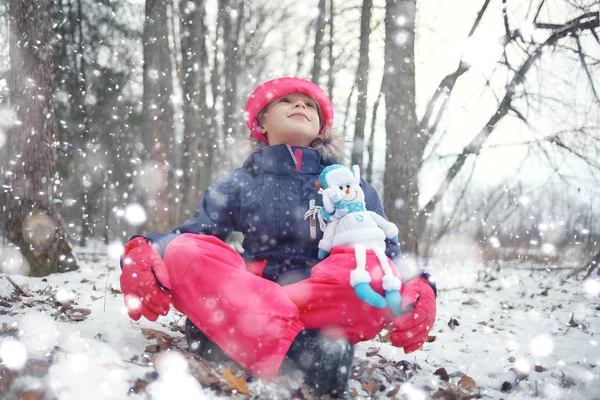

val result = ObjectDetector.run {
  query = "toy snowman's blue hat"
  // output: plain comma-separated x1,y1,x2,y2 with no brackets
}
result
319,164,360,189
319,164,344,189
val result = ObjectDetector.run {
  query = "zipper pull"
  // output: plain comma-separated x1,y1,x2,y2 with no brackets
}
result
309,199,317,239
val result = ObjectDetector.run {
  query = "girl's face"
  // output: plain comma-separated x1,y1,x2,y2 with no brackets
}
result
260,92,321,147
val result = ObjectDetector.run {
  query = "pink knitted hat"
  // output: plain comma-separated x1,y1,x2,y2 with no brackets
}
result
245,77,334,144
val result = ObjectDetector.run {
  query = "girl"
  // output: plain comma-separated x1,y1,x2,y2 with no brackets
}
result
120,77,436,396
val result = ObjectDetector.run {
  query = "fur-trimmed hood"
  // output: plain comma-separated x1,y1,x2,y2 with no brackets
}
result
245,126,346,163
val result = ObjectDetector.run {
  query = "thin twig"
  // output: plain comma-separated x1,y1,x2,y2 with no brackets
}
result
104,269,111,312
3,275,28,296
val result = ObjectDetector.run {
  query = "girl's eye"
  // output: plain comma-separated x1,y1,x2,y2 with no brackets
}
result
307,103,315,108
280,98,290,103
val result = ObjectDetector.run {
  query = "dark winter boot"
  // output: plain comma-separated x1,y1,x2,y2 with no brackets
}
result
281,330,355,397
185,318,232,364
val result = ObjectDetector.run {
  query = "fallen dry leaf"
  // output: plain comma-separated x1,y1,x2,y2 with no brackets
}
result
141,328,177,341
366,347,380,357
426,335,437,343
500,381,513,392
535,365,547,373
109,286,122,295
448,318,460,329
222,367,249,395
131,378,151,394
434,367,450,382
462,298,479,306
458,376,477,390
432,383,481,399
182,352,224,388
144,344,160,353
17,390,44,400
361,381,378,395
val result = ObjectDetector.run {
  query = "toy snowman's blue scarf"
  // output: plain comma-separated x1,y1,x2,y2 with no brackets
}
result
347,201,366,212
320,200,367,222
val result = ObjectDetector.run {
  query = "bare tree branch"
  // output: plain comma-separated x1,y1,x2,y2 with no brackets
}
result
342,83,355,138
533,0,546,24
575,35,600,103
552,137,600,170
418,0,492,138
420,11,600,225
366,85,383,182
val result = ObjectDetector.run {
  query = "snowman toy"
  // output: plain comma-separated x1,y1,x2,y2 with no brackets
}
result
313,164,403,316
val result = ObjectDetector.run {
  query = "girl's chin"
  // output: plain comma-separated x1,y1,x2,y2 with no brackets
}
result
271,132,319,147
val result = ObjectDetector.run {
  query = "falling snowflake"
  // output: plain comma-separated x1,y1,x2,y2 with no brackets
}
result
0,338,28,370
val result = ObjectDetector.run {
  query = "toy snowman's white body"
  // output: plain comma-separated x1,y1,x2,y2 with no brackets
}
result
315,164,403,314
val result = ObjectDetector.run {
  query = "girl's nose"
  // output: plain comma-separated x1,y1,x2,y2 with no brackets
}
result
294,101,307,109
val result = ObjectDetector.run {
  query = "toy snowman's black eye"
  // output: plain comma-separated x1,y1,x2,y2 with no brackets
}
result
339,186,343,190
346,185,351,188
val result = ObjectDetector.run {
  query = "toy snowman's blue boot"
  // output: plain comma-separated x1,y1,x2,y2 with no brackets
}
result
318,249,330,260
385,290,402,316
382,275,403,316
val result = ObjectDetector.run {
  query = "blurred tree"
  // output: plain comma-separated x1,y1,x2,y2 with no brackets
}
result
142,0,175,232
3,0,77,275
311,0,327,84
51,0,142,244
221,0,244,144
350,0,373,169
179,0,214,215
383,0,419,253
326,0,336,99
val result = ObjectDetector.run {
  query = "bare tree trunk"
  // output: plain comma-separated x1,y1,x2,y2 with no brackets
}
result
142,0,171,232
4,0,77,276
158,0,176,226
327,0,335,100
311,0,326,84
383,0,420,254
222,0,243,144
366,86,382,183
179,0,213,214
350,0,372,169
75,0,93,246
342,83,355,139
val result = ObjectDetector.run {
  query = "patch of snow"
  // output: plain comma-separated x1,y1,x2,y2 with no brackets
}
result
0,245,598,399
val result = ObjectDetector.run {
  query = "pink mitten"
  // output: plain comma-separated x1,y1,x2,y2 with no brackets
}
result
390,275,437,353
120,237,172,321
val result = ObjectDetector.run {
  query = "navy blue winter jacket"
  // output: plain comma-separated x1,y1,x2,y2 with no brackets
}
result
145,144,401,285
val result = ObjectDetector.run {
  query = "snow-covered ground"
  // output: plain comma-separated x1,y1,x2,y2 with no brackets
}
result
0,243,599,399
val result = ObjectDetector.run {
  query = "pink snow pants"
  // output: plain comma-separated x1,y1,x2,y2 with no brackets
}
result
163,234,304,379
163,234,402,379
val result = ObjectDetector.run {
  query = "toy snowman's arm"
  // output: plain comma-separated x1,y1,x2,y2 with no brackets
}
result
367,211,399,240
319,187,349,219
320,188,336,214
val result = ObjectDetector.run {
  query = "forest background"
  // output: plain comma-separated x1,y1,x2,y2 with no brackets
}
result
0,0,599,276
